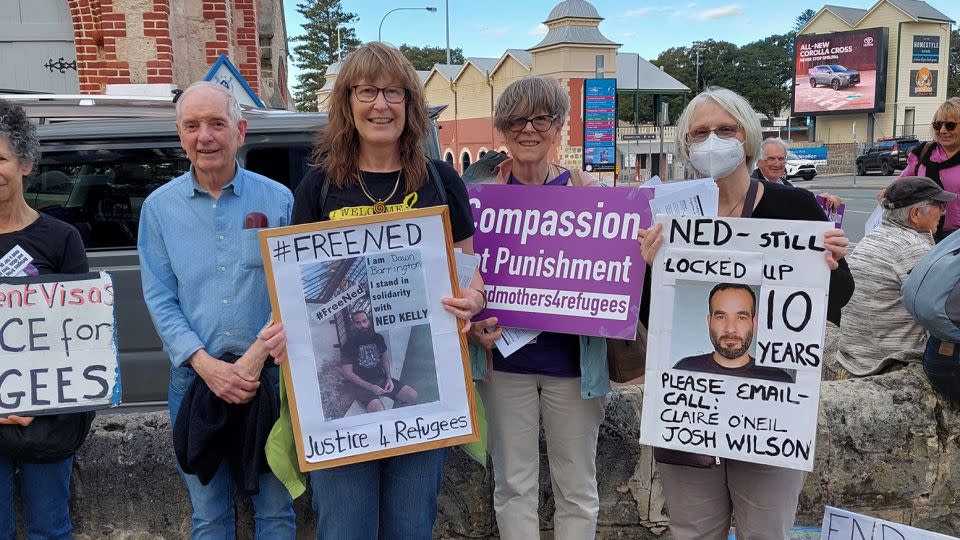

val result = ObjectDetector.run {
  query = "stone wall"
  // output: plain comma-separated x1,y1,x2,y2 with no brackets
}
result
818,142,860,176
57,366,960,538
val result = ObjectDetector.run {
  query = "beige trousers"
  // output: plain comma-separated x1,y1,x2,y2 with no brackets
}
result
657,459,807,540
477,372,605,540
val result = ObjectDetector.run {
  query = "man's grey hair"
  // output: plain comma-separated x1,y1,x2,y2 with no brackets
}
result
884,200,936,226
675,86,762,171
175,81,242,124
759,137,789,160
493,76,570,134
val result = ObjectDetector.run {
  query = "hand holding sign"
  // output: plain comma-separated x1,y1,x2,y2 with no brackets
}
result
822,228,849,270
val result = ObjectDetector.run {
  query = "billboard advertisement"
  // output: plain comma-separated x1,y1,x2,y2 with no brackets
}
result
582,78,616,173
792,27,888,116
912,35,939,63
909,68,938,97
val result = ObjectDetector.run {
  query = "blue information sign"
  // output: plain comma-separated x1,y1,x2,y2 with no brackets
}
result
582,78,617,173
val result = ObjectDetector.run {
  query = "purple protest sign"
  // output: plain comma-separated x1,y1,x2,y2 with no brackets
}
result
467,184,653,338
816,195,845,228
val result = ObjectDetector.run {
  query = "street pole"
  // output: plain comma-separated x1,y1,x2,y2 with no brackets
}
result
445,0,450,64
337,26,342,60
379,7,438,42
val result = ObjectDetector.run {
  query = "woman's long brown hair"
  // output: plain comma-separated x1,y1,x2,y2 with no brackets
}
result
313,42,429,193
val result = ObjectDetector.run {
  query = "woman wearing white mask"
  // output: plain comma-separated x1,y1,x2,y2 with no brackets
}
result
636,87,853,540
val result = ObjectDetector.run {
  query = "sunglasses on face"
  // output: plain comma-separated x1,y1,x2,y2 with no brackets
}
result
352,85,407,104
686,124,741,143
932,121,958,132
506,115,557,133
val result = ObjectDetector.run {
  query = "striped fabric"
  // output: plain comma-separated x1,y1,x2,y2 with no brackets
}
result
835,218,934,376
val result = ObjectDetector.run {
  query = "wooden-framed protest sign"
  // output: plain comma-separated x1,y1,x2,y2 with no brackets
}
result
640,216,832,471
0,272,121,416
259,207,478,471
466,184,652,338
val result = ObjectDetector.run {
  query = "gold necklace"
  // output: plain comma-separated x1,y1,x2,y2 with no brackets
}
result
357,170,402,214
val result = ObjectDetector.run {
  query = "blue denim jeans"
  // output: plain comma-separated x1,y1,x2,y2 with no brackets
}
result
169,364,295,539
0,454,74,539
923,337,960,401
309,447,449,540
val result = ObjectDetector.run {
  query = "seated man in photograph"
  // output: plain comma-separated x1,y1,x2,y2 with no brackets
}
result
674,283,793,383
340,310,418,413
830,176,955,379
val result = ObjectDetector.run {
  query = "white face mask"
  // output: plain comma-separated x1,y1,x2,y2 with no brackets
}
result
688,133,745,179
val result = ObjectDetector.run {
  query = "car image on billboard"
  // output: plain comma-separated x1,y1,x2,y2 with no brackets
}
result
792,27,888,116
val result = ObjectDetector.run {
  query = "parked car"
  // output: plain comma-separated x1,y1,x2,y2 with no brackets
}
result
808,64,861,90
855,137,921,175
785,151,818,181
30,106,446,406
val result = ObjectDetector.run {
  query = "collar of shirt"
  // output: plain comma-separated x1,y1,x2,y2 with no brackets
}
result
181,160,245,198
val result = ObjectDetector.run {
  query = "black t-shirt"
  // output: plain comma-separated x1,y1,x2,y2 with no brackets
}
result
340,332,388,383
292,159,476,243
0,213,88,276
674,353,794,383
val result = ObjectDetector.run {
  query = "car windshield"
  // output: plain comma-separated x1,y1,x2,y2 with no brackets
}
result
878,141,894,149
830,65,848,71
786,152,800,160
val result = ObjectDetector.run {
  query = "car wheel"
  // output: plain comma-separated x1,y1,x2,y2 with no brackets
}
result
809,78,817,88
856,162,866,176
831,79,841,91
881,161,893,175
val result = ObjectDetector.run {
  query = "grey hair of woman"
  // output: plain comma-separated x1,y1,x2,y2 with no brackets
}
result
493,76,570,134
884,200,937,227
759,137,790,160
674,86,762,171
0,99,40,167
175,81,243,125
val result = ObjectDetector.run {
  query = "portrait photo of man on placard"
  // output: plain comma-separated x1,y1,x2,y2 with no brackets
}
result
672,281,794,383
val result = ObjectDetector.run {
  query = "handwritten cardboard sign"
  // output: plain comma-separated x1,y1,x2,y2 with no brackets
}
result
821,506,958,539
640,216,831,470
0,272,121,416
466,184,651,338
260,207,477,471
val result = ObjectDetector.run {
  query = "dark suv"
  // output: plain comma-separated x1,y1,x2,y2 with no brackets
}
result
855,137,921,175
30,108,444,406
808,64,861,90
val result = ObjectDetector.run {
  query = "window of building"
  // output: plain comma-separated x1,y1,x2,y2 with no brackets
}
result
444,151,454,167
461,150,472,171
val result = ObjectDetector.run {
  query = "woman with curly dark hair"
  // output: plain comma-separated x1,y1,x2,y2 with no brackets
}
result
0,100,91,538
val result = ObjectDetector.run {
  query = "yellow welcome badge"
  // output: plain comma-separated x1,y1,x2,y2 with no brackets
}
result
329,193,420,221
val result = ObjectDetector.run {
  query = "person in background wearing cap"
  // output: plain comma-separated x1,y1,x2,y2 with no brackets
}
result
826,176,956,379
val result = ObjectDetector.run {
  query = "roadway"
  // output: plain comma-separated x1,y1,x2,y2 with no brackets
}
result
794,173,897,245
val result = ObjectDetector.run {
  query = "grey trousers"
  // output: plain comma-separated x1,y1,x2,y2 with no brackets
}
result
657,459,807,540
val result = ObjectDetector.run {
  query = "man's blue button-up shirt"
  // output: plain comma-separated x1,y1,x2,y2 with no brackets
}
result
138,165,293,367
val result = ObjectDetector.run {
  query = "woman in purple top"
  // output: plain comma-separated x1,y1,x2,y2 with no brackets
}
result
472,76,608,540
896,97,960,241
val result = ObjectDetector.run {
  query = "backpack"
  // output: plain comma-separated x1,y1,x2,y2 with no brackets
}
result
901,229,960,342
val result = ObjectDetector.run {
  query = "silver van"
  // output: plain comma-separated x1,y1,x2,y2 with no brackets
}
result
31,108,445,406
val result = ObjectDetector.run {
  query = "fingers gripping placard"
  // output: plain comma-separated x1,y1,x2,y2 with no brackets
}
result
640,216,831,471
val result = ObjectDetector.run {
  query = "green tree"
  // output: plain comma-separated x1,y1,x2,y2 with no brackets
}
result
718,35,793,119
794,8,816,33
653,40,737,92
948,28,960,99
399,45,465,70
290,0,361,111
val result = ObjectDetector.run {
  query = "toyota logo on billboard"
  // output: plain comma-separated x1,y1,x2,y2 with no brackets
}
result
864,37,874,46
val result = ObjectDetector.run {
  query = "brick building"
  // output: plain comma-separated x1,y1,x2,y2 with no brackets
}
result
1,0,290,108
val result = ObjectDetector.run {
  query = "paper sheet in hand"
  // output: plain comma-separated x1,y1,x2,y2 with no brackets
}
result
649,179,719,217
495,328,540,358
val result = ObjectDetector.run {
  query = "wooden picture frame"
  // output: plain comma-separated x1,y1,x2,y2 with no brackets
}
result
259,207,478,471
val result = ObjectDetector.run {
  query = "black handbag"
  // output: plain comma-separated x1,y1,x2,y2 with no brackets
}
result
0,411,95,463
653,447,720,468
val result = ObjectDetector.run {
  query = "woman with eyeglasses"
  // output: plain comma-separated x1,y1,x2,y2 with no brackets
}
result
468,75,609,540
271,42,485,539
636,87,853,540
895,96,960,241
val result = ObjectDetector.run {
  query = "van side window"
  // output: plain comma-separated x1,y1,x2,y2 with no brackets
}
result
244,146,311,191
26,147,190,250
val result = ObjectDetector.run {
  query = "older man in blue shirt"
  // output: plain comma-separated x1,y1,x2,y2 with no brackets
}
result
138,81,295,538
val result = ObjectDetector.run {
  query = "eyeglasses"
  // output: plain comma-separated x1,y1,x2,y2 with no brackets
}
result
686,124,741,143
506,115,557,133
932,121,958,132
352,85,407,104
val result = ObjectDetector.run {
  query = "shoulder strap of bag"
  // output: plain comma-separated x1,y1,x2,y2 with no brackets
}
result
740,179,760,218
426,159,447,205
319,177,330,220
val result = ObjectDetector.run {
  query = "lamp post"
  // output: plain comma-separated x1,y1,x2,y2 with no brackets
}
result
378,7,438,42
